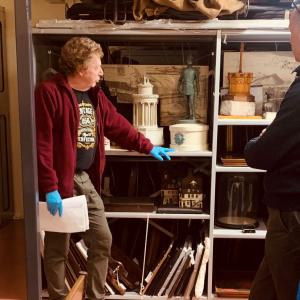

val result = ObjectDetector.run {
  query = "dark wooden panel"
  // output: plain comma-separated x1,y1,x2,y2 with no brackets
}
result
0,114,10,213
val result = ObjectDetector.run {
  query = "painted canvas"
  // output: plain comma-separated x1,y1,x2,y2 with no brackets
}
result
102,64,209,126
223,51,297,86
223,51,298,116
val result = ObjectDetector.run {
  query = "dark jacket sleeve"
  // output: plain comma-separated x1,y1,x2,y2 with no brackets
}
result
244,88,300,170
99,91,153,154
35,83,59,194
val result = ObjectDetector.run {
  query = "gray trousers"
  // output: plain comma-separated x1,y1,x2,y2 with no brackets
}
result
249,207,300,300
43,171,112,300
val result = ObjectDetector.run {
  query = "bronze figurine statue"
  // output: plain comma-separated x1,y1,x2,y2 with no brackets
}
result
177,55,199,120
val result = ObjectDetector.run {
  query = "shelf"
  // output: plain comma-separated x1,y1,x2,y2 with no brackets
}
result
211,295,247,300
29,19,284,300
215,165,266,173
105,149,213,157
32,19,290,45
217,118,271,126
33,18,289,32
222,29,290,43
105,211,210,220
32,20,217,42
106,294,207,300
213,220,266,239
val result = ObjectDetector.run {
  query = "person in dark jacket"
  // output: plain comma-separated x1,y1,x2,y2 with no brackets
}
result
244,3,300,300
35,36,173,300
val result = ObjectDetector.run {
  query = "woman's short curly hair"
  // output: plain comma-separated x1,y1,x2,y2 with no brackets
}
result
59,37,104,75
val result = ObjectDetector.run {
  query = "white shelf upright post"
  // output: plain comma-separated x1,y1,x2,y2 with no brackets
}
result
207,30,222,300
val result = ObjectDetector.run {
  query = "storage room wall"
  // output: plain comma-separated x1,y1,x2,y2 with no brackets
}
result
0,0,23,218
31,0,65,26
0,0,65,219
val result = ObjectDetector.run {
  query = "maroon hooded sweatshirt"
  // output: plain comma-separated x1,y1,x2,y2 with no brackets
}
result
35,73,153,200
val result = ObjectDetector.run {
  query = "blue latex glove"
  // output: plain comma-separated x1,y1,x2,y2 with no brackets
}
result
150,146,174,161
297,282,300,300
46,190,63,217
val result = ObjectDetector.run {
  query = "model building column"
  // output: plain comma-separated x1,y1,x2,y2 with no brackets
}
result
134,98,157,128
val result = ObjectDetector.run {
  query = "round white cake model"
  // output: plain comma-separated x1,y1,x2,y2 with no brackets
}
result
169,123,209,151
138,128,164,146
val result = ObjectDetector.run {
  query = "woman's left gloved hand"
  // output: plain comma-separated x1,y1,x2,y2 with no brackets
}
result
150,146,174,161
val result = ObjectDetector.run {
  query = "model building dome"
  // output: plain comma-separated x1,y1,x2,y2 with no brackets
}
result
137,76,154,95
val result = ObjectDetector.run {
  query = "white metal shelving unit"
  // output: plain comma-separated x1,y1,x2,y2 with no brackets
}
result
33,21,218,300
106,294,208,300
105,211,210,300
217,118,272,126
32,18,291,300
215,165,265,173
207,23,290,300
211,297,248,300
207,29,222,300
213,220,267,239
105,211,210,220
105,149,213,157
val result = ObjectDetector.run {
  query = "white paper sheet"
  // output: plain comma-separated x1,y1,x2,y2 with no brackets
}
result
39,195,89,233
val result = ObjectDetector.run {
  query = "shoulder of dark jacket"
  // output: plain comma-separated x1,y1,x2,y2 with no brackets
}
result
292,65,300,77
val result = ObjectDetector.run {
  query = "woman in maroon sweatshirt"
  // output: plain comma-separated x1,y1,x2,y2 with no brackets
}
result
35,36,173,300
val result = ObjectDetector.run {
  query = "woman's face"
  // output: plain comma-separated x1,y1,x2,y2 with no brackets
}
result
78,53,104,89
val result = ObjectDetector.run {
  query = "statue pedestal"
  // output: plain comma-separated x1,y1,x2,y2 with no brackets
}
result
222,94,254,102
104,136,110,150
220,100,255,116
138,127,164,146
169,123,208,151
263,112,277,121
177,119,200,124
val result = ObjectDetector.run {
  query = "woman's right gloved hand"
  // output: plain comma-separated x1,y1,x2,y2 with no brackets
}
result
46,190,63,217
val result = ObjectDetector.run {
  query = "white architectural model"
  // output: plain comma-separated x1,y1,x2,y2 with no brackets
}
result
161,173,179,206
132,76,164,145
179,174,203,209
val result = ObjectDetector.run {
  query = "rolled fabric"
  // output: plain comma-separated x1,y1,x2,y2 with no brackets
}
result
132,0,245,20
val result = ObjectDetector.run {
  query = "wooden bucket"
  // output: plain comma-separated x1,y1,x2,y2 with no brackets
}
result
228,72,253,96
